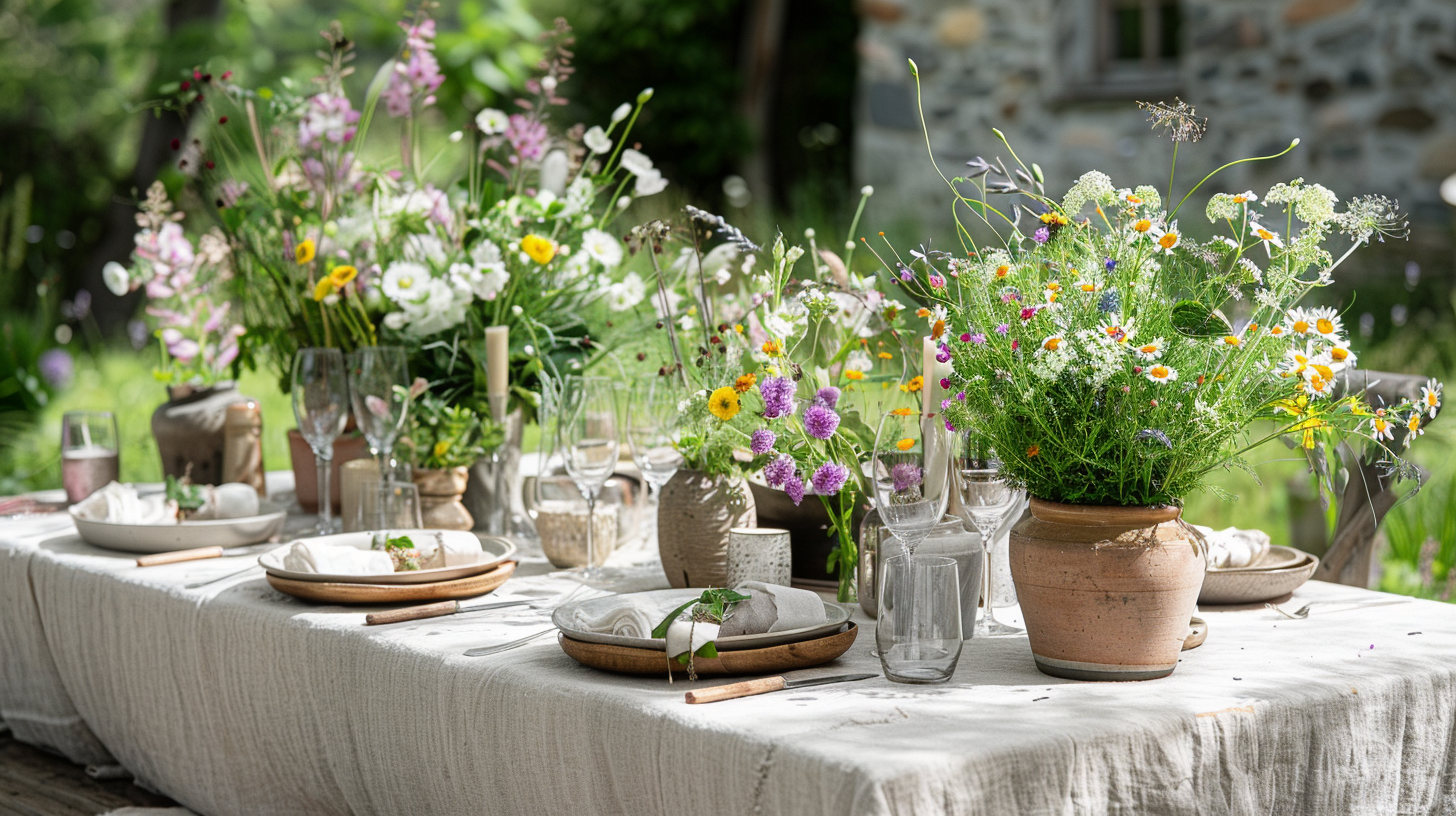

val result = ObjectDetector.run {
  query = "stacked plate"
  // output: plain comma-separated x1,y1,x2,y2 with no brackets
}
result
259,531,517,604
70,503,288,553
1199,544,1320,604
553,588,858,676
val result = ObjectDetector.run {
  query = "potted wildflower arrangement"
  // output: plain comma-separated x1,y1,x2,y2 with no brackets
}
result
634,202,907,600
901,92,1439,680
401,383,496,531
103,182,251,483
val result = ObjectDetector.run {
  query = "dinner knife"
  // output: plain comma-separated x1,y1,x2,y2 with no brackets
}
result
135,543,274,568
684,672,877,704
364,598,532,626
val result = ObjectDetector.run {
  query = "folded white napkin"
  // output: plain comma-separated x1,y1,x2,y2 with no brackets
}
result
423,531,481,568
570,596,666,639
73,482,177,525
190,484,261,520
666,619,719,659
719,581,827,637
280,540,393,576
1195,524,1271,569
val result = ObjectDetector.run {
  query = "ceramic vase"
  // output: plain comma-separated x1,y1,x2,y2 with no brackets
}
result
1009,498,1206,681
287,428,371,514
413,466,474,531
657,469,756,588
151,382,253,484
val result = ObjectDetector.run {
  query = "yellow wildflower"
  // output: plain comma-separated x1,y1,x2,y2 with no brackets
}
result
844,369,864,381
521,234,556,265
1027,445,1040,458
733,373,757,393
295,239,316,264
312,277,333,302
761,340,782,357
708,387,740,421
329,265,358,287
900,375,923,393
433,440,450,458
896,437,915,451
877,351,893,360
890,407,915,417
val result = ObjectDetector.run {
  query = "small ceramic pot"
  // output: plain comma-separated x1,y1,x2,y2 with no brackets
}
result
287,429,371,513
412,466,474,531
657,469,756,588
726,527,792,586
151,382,251,483
1009,499,1206,681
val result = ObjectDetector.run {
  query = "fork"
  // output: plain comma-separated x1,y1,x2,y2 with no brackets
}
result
463,628,556,656
1266,598,1411,619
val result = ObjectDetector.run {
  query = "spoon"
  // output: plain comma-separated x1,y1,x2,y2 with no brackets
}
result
1265,598,1410,619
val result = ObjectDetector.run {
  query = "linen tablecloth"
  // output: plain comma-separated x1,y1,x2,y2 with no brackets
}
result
3,509,1456,815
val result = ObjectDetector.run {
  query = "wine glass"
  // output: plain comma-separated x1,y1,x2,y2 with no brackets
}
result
627,377,685,545
61,411,119,503
292,348,350,535
871,409,951,555
953,436,1024,637
559,375,622,579
347,346,410,530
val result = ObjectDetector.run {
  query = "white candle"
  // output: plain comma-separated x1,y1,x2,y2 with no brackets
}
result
922,336,951,418
484,325,509,422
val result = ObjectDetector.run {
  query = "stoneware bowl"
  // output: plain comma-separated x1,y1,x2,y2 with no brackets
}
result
1198,550,1319,604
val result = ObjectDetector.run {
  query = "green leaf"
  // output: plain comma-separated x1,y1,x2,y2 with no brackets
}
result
1171,300,1233,338
650,599,698,638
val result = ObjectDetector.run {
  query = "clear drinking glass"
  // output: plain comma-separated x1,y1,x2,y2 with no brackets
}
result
627,376,684,544
292,348,350,535
871,409,952,555
379,481,424,529
953,437,1024,637
346,346,410,486
559,375,621,579
876,554,963,683
61,411,119,503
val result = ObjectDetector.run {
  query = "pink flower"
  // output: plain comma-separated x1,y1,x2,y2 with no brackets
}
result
505,114,548,163
297,93,360,150
365,395,391,419
928,273,946,289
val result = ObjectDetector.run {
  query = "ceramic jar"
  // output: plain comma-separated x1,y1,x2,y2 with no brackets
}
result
287,428,370,513
413,466,474,531
151,382,251,483
1009,499,1206,681
657,469,757,588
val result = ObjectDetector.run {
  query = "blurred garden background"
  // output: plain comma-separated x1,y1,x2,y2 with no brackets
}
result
4,0,1456,598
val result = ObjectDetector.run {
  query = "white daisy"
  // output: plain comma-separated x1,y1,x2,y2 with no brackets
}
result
1405,413,1425,447
581,229,624,268
1144,364,1177,384
1098,313,1136,345
1249,222,1284,257
1149,224,1182,254
381,262,428,304
1370,413,1395,442
1421,380,1442,418
1285,308,1314,337
1134,338,1165,361
1231,190,1258,205
1327,341,1357,371
1038,334,1067,354
1309,307,1344,341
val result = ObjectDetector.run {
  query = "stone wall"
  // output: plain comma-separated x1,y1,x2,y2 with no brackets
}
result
854,0,1456,236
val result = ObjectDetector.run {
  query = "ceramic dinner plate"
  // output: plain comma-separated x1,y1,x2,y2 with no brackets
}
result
70,504,289,553
258,530,515,585
553,588,852,652
1206,544,1306,572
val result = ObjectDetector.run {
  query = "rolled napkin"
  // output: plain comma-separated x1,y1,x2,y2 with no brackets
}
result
719,581,827,637
1194,524,1272,569
280,540,393,576
72,482,177,525
420,531,481,569
666,619,720,659
190,483,261,521
570,595,668,639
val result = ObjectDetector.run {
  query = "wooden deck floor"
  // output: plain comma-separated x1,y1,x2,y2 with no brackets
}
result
0,733,177,816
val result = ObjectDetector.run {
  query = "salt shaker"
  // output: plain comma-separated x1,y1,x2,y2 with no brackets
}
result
222,400,266,496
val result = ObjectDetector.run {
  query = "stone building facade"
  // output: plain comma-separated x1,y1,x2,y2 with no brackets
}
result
854,0,1456,236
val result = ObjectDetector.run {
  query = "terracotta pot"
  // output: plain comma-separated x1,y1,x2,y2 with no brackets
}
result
151,382,251,483
657,469,757,588
1009,498,1206,681
287,429,371,513
413,467,474,531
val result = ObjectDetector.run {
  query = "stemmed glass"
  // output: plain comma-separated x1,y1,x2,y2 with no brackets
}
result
627,377,685,546
953,435,1024,637
347,346,410,525
292,348,350,536
871,409,952,555
559,375,622,579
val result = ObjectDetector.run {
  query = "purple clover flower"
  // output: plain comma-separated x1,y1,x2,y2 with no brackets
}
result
891,462,922,493
936,345,951,363
750,429,777,455
959,332,972,342
814,386,841,409
956,391,966,401
994,323,1010,335
970,332,987,345
37,348,73,389
941,398,952,410
802,404,840,440
783,472,806,506
759,376,796,419
944,418,956,432
1033,226,1050,244
763,455,796,488
939,377,951,390
1105,257,1117,271
898,264,913,282
811,462,851,496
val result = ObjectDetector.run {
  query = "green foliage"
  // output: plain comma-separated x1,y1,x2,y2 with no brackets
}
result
164,474,205,513
401,391,489,469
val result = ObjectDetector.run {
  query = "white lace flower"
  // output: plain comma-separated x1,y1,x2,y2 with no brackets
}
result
619,149,654,177
634,168,668,196
381,262,428,303
607,272,646,312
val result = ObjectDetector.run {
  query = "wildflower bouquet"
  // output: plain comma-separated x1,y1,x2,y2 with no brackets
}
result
903,96,1438,508
400,387,498,470
103,182,244,389
171,13,663,432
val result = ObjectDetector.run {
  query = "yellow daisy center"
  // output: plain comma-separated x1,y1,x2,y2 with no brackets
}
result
1133,219,1152,232
1316,318,1334,334
1292,320,1309,333
1159,233,1179,249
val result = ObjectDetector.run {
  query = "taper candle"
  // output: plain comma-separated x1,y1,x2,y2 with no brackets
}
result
484,325,509,421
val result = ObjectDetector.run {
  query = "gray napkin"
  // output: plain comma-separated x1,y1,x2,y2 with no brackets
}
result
719,581,827,636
